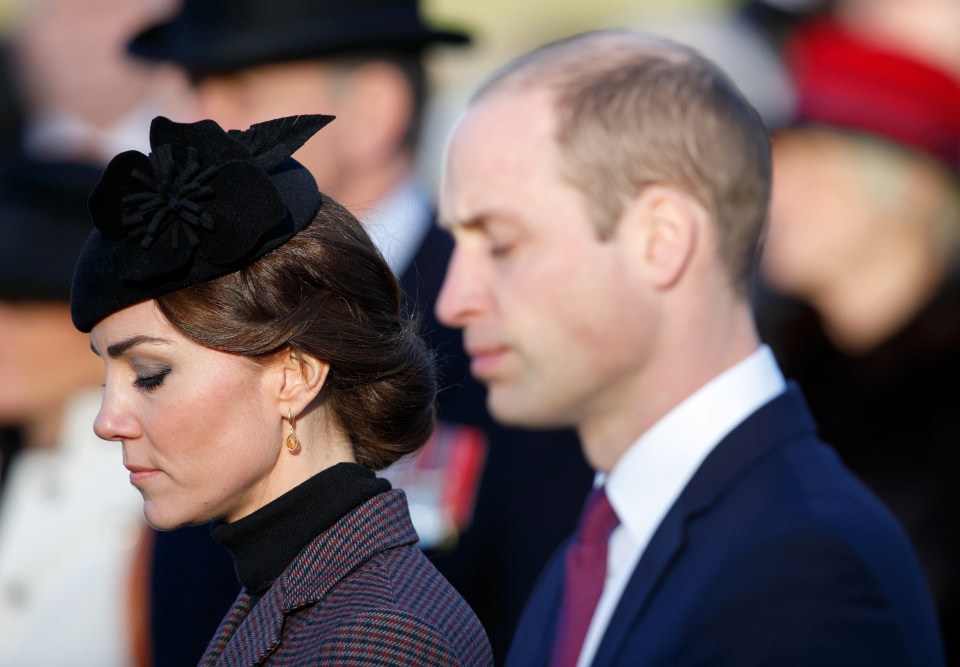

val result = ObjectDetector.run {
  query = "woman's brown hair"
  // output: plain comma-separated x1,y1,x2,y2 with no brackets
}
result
155,194,437,470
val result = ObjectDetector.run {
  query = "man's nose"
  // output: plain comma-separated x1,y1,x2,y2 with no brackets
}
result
436,245,486,330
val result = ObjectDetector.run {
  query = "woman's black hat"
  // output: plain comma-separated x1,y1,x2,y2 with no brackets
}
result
128,0,470,78
70,114,333,332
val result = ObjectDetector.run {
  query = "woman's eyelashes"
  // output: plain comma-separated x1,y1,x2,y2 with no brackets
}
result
133,367,172,392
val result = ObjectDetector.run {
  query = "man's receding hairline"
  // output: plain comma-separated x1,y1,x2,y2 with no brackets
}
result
471,28,694,105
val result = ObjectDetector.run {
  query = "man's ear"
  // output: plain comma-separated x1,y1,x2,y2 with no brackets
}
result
274,348,330,417
622,185,702,290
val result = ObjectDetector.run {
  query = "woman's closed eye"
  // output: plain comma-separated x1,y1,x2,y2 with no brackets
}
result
134,367,171,392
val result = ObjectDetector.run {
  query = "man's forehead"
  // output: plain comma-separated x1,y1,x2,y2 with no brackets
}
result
465,87,553,130
441,97,545,222
447,90,557,176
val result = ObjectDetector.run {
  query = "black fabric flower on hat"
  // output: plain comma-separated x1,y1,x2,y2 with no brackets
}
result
71,114,333,332
89,115,330,284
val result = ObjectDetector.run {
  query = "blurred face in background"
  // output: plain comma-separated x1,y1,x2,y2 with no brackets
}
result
14,0,194,163
761,129,887,299
194,57,415,209
196,60,347,200
0,301,102,433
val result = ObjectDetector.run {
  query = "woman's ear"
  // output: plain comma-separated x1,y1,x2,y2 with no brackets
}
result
275,348,330,416
621,185,702,290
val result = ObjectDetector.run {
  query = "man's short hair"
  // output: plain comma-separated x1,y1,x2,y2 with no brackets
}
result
473,30,772,293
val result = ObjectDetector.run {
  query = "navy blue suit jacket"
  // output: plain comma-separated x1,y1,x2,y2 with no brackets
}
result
506,386,944,667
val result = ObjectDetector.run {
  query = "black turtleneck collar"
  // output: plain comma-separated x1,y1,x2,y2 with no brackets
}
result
212,462,390,595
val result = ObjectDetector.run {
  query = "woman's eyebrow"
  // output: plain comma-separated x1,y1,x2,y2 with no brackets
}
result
90,335,171,358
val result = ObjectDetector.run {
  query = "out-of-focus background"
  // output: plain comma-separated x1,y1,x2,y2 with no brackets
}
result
2,0,798,184
1,0,958,665
418,0,801,190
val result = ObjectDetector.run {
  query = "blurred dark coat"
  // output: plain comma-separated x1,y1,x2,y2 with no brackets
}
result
758,275,960,662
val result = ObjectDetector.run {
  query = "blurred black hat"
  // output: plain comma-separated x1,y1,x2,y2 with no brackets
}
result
0,154,103,302
128,0,470,78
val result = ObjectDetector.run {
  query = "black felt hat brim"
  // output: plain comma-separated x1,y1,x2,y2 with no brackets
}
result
129,0,470,78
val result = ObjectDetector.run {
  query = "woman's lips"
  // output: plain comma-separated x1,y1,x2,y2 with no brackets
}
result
125,465,161,486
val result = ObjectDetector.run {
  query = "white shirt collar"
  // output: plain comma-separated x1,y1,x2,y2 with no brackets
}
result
576,346,786,667
360,179,433,277
604,345,786,550
23,89,172,165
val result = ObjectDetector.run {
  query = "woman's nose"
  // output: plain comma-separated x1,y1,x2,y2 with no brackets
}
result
93,384,139,442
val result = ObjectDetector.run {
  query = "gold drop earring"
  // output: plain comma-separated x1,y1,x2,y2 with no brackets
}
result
285,410,301,453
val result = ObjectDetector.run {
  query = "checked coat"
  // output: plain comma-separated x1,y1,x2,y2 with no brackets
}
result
198,489,493,666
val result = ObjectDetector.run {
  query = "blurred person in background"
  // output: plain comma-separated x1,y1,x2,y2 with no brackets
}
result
0,0,195,665
8,0,192,165
757,15,960,659
737,0,831,49
0,41,23,157
0,154,147,667
126,0,592,662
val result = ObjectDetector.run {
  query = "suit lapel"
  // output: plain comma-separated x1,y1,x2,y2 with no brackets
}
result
505,544,568,667
589,506,687,667
590,385,818,667
213,589,288,666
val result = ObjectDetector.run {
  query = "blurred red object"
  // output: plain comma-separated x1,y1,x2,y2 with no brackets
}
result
785,19,960,168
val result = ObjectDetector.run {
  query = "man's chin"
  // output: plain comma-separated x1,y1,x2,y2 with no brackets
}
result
487,391,563,430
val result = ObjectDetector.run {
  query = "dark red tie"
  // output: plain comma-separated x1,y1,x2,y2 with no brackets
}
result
549,486,620,667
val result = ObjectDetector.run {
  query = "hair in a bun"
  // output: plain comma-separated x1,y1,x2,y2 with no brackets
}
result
156,194,437,469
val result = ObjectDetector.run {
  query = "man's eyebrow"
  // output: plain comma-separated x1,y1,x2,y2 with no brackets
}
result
441,213,495,231
90,335,171,359
438,212,476,231
441,208,523,233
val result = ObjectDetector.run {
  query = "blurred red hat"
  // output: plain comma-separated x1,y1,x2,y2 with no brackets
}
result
784,19,960,169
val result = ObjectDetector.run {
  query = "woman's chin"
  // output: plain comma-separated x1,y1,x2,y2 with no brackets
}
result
143,504,192,532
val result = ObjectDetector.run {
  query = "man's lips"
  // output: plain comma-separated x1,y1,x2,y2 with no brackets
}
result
467,346,509,378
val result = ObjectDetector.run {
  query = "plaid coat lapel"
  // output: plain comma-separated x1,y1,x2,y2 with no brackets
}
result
200,489,419,667
198,591,253,666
